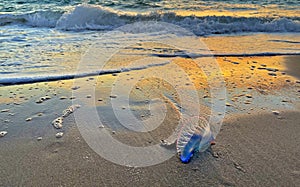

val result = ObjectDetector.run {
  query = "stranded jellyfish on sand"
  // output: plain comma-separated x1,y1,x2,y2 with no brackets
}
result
176,117,215,163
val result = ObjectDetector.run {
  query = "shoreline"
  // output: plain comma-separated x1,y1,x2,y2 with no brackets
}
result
1,53,299,86
0,55,299,186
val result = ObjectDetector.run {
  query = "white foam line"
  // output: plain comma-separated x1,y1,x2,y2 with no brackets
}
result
0,61,170,86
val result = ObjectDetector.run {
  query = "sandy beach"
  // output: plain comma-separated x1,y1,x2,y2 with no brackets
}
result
1,0,300,186
1,55,299,186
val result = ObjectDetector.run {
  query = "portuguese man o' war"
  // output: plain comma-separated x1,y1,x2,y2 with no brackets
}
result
176,117,214,163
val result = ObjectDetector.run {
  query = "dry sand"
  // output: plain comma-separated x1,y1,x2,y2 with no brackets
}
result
0,55,299,186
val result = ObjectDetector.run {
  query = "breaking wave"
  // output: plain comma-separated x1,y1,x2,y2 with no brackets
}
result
0,4,299,35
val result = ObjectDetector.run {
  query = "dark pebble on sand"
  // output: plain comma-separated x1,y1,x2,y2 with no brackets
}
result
212,152,219,158
266,68,278,72
268,73,277,76
245,94,252,98
59,96,68,100
71,86,80,90
257,67,266,70
203,95,209,98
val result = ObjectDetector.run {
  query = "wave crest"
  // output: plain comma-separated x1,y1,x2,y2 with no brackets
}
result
0,4,299,35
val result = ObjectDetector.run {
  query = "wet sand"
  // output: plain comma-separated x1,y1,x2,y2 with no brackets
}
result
0,55,300,186
284,56,300,79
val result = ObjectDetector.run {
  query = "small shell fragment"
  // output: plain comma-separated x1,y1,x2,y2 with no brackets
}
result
0,131,8,137
99,125,105,128
59,96,68,100
272,110,280,115
52,117,63,129
62,104,81,117
55,132,64,138
1,109,10,113
26,118,32,121
35,99,43,104
36,96,51,104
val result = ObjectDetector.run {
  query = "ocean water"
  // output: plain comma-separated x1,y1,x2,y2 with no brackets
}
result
0,0,299,84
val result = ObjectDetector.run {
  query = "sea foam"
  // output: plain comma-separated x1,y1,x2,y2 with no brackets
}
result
0,4,299,35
